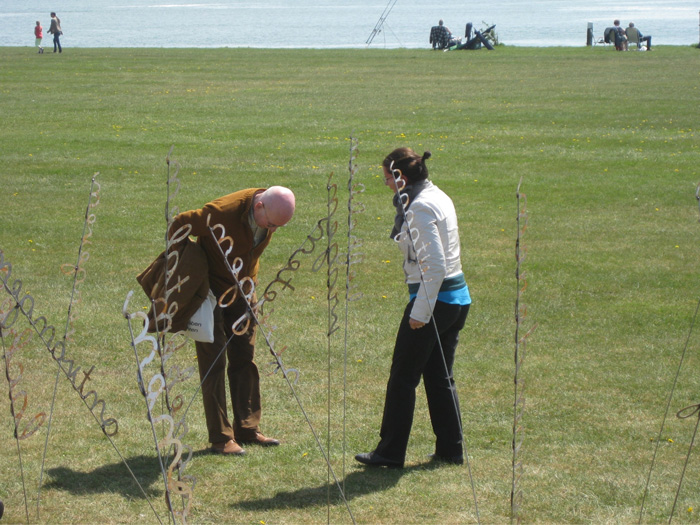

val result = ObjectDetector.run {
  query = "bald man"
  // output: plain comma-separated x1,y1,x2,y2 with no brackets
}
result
169,186,295,455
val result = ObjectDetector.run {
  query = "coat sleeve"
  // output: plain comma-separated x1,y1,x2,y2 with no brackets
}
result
135,239,210,333
168,203,224,248
407,203,446,323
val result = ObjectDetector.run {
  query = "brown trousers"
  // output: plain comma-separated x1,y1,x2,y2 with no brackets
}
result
195,297,261,444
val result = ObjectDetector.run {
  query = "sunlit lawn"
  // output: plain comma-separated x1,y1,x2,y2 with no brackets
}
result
1,44,699,523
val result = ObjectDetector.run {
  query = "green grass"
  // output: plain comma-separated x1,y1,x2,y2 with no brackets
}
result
1,45,700,523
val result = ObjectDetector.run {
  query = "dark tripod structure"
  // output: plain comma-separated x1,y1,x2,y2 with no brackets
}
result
366,0,400,45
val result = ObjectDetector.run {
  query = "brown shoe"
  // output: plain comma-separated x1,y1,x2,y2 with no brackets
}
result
210,439,246,456
239,431,280,447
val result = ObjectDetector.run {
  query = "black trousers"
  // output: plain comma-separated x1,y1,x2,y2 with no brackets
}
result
374,299,470,463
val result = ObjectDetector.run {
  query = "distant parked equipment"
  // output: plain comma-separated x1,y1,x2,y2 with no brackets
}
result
451,23,497,50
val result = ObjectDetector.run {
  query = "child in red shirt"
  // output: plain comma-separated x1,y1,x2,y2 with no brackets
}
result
34,21,44,53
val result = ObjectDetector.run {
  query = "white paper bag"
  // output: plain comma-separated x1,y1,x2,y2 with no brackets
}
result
186,289,216,343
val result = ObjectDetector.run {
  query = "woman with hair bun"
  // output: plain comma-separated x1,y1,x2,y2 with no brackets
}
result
355,147,471,468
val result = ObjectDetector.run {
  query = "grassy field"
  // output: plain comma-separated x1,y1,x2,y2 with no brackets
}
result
1,44,699,524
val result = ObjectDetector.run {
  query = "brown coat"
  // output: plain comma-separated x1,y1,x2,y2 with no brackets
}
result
167,188,271,298
136,238,210,333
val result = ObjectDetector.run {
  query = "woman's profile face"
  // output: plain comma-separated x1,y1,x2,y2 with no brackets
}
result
382,166,405,193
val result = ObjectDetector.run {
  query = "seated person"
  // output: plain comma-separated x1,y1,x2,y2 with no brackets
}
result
429,19,451,49
612,19,628,51
603,26,616,44
626,22,652,50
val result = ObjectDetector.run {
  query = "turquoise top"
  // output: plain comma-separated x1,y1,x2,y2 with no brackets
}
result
408,273,471,305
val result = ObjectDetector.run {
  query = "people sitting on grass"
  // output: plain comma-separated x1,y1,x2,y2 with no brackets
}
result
430,21,496,52
430,20,459,50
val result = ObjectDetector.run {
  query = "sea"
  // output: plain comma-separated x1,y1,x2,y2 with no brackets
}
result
1,0,698,49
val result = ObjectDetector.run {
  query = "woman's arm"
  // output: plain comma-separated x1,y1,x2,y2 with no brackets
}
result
406,202,447,325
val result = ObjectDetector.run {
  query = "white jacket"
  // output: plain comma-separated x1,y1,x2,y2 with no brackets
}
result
396,181,463,323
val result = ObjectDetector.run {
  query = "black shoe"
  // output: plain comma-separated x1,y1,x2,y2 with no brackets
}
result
428,453,463,465
355,451,403,468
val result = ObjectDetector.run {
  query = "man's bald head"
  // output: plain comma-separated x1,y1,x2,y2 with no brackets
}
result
253,186,295,232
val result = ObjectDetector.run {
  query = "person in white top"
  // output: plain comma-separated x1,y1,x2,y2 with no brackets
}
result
356,147,472,468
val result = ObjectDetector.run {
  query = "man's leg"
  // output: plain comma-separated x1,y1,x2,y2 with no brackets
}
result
224,299,262,441
195,306,235,445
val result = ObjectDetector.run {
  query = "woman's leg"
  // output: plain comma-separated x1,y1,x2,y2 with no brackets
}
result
423,303,470,458
374,300,464,462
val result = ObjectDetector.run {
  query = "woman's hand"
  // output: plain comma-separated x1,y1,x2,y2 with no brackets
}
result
409,317,426,330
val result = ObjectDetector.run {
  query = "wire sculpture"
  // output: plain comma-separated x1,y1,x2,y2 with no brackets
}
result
123,160,361,522
204,188,357,523
511,177,536,524
323,172,341,520
671,182,700,518
638,184,700,523
123,295,193,525
1,175,173,524
638,296,700,523
38,173,102,517
123,148,197,524
1,300,47,522
0,251,143,521
342,136,364,487
670,402,700,520
0,203,119,440
2,144,368,524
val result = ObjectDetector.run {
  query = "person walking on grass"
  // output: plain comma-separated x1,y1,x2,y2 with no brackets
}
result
48,12,62,53
355,148,472,468
34,21,44,53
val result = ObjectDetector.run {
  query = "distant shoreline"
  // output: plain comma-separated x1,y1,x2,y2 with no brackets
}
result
2,44,696,50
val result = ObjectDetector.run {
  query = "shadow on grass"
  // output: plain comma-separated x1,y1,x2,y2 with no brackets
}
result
44,454,165,499
232,462,443,511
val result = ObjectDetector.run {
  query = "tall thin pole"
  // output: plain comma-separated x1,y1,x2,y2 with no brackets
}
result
366,0,399,46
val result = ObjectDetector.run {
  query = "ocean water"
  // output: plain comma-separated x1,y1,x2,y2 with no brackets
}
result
1,0,698,49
